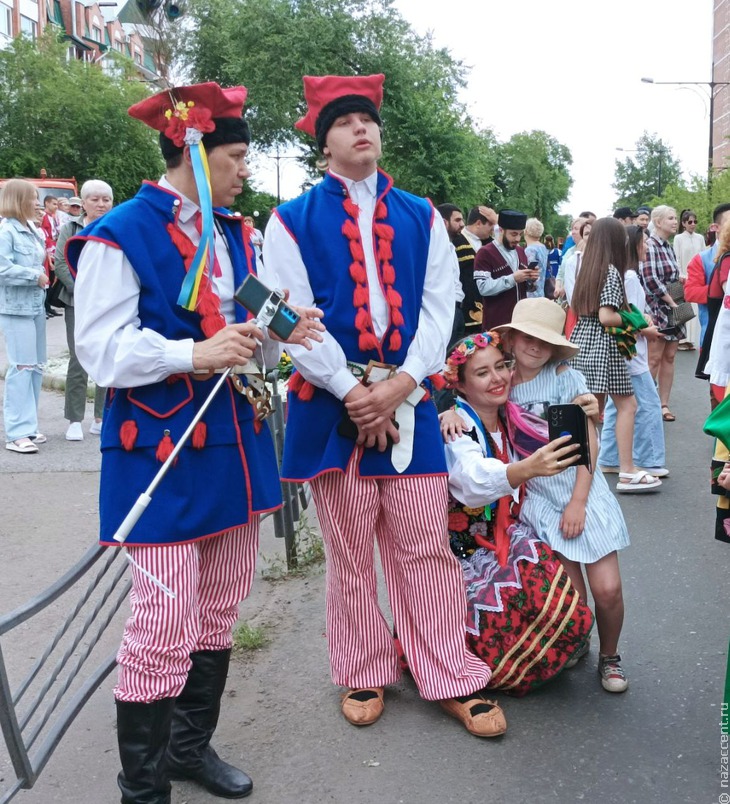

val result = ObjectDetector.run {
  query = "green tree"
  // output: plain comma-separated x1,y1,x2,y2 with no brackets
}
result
613,132,683,210
491,130,573,236
186,0,499,203
0,33,163,201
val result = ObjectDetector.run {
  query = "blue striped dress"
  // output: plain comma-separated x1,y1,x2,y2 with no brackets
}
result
509,362,630,563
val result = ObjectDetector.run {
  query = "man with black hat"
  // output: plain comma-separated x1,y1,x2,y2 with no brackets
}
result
474,209,537,329
67,82,323,803
613,206,637,225
261,73,505,738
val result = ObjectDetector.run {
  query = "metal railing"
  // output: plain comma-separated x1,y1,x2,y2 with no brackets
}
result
0,369,306,801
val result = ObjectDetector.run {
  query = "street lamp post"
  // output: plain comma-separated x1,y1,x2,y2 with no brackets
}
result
641,76,730,190
270,147,301,205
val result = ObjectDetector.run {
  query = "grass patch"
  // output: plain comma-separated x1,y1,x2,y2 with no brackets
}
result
261,516,325,581
232,622,269,652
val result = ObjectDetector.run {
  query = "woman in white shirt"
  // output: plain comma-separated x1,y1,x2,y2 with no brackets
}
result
673,209,705,349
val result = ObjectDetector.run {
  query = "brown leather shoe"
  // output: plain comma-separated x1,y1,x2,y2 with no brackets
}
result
341,687,385,726
439,694,507,737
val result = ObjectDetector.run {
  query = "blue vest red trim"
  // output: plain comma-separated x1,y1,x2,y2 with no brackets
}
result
275,169,447,481
66,182,281,546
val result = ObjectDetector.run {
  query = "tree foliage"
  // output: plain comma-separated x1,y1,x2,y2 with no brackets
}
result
0,33,163,201
185,0,499,203
613,132,683,210
491,131,573,237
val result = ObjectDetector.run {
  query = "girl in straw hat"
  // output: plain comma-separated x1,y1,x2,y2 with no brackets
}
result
442,298,632,692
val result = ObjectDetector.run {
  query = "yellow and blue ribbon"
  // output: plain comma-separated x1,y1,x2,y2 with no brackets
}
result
177,141,215,311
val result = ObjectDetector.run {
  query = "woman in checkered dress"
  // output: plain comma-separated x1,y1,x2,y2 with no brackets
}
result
640,205,683,422
569,217,660,492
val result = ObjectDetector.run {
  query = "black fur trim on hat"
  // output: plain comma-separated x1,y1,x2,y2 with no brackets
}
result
315,94,382,151
160,116,251,160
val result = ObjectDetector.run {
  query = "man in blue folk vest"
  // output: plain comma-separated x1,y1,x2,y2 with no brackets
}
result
68,82,322,803
261,74,504,738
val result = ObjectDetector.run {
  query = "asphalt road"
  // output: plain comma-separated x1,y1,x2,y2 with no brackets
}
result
0,347,726,804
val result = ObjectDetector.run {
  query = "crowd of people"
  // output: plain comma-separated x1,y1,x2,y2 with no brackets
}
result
0,181,113,452
0,71,729,804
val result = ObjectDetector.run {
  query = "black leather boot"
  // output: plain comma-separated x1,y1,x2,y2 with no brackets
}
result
166,649,253,799
116,698,175,804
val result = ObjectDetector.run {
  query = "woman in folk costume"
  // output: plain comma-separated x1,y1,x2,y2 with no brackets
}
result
440,330,594,696
261,73,505,737
67,82,323,803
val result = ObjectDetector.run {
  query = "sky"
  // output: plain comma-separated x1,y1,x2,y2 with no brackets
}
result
248,0,716,219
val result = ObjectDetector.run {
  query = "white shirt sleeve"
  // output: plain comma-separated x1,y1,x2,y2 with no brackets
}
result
475,270,517,297
450,243,465,303
260,215,359,400
74,241,195,388
399,218,456,384
445,428,515,507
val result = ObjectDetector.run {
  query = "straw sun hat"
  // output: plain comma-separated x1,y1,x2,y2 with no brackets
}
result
494,298,579,362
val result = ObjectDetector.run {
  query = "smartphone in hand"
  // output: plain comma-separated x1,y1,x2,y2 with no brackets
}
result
547,403,591,470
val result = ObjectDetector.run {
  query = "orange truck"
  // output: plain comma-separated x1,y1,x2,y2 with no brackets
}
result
0,170,78,203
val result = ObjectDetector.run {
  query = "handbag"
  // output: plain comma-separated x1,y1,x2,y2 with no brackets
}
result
666,280,686,303
668,301,695,328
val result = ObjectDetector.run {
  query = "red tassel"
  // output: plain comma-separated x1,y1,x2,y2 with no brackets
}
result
386,287,403,308
342,219,360,239
349,240,365,262
192,421,207,449
253,418,262,435
289,372,304,392
381,262,395,285
288,372,314,401
166,223,196,260
391,308,405,327
359,332,379,352
378,241,393,261
429,373,447,390
120,420,138,451
155,430,176,464
298,379,315,401
349,261,367,285
344,198,359,219
201,315,225,338
374,223,394,241
355,307,371,331
375,201,387,219
388,330,402,352
354,285,369,307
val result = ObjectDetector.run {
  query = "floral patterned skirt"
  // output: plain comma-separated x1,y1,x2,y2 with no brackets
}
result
460,524,594,697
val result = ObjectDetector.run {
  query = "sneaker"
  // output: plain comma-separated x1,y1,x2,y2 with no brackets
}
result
89,420,102,435
65,422,84,441
565,636,591,669
598,653,629,693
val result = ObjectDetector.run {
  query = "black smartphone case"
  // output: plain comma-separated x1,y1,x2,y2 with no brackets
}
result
547,404,591,468
234,275,300,340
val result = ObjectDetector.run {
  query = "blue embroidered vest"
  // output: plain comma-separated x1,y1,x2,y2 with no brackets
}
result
276,170,447,480
66,182,281,546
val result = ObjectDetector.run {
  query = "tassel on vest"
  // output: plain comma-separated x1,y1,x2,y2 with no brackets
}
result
119,420,138,451
156,429,176,464
289,371,315,401
192,421,207,449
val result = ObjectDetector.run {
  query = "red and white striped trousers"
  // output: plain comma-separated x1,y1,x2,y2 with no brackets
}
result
115,521,259,703
310,457,492,701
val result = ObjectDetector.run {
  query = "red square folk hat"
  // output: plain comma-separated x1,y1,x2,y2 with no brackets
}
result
295,74,384,151
128,82,250,155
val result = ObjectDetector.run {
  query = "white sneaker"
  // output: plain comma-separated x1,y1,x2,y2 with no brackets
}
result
65,422,84,441
89,420,102,435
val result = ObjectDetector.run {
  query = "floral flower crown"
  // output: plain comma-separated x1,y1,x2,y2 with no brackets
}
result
443,331,503,388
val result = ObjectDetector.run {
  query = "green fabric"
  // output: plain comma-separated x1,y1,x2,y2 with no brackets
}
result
704,392,730,450
603,304,649,359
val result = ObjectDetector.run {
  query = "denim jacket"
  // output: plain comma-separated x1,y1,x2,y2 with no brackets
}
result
0,218,46,316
